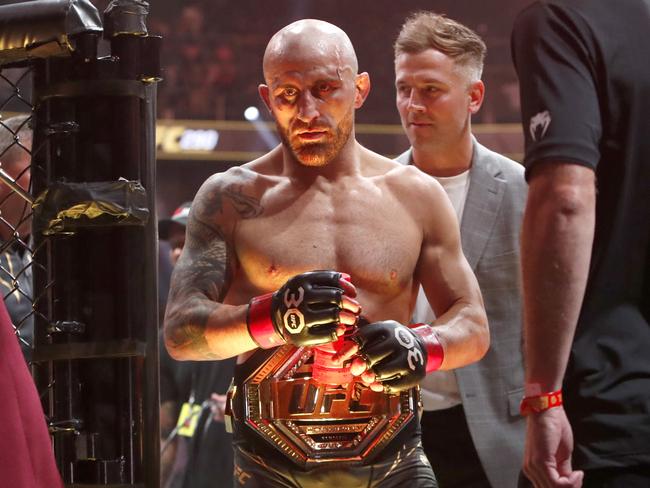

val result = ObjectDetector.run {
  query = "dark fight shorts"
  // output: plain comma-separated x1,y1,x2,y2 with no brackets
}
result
232,438,437,488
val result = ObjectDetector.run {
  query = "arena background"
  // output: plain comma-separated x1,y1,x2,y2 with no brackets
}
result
0,1,536,485
89,0,536,217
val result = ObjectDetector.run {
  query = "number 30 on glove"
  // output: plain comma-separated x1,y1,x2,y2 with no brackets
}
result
246,270,360,348
342,320,445,393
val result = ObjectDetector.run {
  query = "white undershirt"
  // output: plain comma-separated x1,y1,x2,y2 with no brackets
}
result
414,169,471,411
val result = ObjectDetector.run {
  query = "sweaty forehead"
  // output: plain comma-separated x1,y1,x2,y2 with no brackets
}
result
263,20,358,83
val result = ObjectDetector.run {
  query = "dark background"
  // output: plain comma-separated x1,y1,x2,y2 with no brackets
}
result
88,0,536,215
94,0,535,124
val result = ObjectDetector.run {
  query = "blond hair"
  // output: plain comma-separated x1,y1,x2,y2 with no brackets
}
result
394,11,486,81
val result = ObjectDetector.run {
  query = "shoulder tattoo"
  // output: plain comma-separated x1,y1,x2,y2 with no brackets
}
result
164,182,262,354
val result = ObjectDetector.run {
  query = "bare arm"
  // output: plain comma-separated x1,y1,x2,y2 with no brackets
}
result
163,175,261,360
340,174,489,390
418,180,489,369
521,162,595,392
520,162,594,488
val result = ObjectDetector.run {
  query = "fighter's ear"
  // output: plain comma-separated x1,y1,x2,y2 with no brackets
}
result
468,80,485,115
354,72,371,109
258,84,272,113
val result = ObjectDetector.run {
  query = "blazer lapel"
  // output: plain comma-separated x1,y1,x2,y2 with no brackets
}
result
460,140,506,270
395,142,505,270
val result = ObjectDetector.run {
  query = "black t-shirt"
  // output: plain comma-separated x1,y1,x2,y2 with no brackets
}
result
512,0,650,470
181,358,236,488
159,336,236,488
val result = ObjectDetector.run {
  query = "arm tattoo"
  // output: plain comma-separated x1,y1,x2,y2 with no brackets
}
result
220,184,263,219
165,181,263,358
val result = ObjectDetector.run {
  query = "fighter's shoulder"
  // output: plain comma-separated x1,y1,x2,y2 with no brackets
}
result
383,162,446,202
362,147,441,191
190,165,265,223
360,147,402,174
197,161,271,197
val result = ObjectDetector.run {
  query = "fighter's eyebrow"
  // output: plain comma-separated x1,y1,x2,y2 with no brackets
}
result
268,73,300,88
273,81,298,90
313,76,343,86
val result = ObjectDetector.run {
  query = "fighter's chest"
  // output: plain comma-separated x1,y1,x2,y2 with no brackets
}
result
234,189,421,291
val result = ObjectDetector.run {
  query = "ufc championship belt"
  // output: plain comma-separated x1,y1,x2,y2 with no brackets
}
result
225,344,419,468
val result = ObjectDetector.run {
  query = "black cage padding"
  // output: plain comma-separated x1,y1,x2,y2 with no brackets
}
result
0,0,101,66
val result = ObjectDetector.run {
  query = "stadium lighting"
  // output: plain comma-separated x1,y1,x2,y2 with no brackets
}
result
244,106,260,121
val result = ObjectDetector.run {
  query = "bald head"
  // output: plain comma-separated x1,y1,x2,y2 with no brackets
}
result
263,19,358,82
258,19,371,168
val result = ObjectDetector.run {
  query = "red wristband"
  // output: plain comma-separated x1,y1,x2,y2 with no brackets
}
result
247,293,284,349
520,389,563,416
410,323,444,373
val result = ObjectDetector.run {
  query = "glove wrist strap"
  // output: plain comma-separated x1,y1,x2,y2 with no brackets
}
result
247,293,284,349
410,323,444,373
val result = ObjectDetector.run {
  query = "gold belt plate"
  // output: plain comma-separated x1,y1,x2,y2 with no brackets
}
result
234,345,417,467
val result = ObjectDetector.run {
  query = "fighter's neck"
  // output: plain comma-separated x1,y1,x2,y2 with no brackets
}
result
282,139,363,181
411,132,474,178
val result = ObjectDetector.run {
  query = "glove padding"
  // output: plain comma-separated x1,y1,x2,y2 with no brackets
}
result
353,320,428,393
268,270,355,347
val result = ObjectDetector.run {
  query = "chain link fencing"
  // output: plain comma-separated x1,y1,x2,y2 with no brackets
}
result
0,67,39,362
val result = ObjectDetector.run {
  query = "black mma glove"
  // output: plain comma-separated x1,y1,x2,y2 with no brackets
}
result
352,320,429,393
247,270,357,348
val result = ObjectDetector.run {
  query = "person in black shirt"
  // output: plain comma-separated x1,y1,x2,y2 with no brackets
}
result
159,336,235,488
177,359,235,488
159,202,237,488
512,1,650,487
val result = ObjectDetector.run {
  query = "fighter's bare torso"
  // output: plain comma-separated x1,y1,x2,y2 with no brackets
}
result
192,144,442,362
164,140,471,364
220,146,428,321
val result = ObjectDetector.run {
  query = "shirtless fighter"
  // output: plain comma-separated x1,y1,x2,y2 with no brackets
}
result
164,19,488,487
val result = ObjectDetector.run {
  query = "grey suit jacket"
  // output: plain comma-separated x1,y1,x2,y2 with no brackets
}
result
397,139,527,488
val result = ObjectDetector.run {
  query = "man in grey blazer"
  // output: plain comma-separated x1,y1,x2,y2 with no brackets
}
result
394,12,527,488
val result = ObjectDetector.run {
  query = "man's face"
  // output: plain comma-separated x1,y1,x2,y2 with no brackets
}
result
395,49,481,149
260,56,359,167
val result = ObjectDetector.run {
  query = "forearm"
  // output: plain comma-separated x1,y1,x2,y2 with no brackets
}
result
417,191,490,371
164,296,256,360
430,300,489,370
522,164,595,391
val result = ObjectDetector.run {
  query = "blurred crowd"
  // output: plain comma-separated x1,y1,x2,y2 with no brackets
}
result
149,5,241,120
91,0,525,123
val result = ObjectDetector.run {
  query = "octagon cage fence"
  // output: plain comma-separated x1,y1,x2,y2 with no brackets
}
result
0,0,161,486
